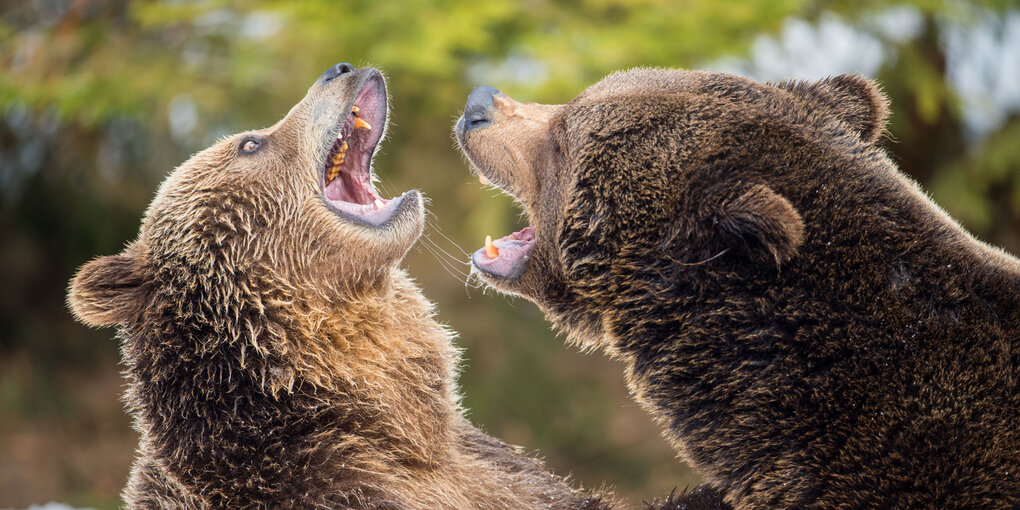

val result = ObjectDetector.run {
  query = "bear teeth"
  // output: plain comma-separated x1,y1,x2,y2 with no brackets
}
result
484,235,499,258
326,141,348,184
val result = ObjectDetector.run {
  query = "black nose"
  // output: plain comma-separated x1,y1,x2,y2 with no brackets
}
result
463,86,502,130
318,62,356,84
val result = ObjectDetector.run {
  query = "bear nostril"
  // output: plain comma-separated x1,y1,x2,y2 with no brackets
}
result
463,86,502,131
319,63,356,84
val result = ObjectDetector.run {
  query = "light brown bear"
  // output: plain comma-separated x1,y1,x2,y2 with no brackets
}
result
68,63,617,509
455,70,1020,509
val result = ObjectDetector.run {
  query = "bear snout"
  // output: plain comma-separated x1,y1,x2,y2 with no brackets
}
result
317,62,356,85
462,85,503,131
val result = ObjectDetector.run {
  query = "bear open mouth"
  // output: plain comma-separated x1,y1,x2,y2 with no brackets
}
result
472,226,537,279
322,76,404,225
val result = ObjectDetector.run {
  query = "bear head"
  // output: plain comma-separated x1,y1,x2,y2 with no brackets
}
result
455,68,889,350
68,65,423,388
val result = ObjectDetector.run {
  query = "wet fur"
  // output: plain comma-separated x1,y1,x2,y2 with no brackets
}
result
458,68,1020,509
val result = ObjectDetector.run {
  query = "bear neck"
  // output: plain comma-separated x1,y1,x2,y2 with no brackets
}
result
120,260,460,507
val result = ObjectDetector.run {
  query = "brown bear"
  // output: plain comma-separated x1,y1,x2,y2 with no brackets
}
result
68,63,620,509
455,69,1020,509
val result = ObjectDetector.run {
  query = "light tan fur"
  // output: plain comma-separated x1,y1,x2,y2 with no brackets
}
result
69,67,612,509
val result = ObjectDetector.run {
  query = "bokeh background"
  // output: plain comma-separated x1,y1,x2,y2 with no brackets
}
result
2,0,1019,508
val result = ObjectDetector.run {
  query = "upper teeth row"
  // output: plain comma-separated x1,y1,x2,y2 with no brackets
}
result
326,141,348,183
326,108,373,183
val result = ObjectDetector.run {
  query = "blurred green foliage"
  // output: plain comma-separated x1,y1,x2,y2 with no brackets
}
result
2,0,1019,508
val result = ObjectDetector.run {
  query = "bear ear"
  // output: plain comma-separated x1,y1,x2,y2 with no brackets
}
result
68,245,147,328
717,184,805,266
776,74,889,144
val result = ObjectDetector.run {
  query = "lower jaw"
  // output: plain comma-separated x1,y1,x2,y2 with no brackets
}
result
471,226,536,279
327,191,414,227
472,252,528,280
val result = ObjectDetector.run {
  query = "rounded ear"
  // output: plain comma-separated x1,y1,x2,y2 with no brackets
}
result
67,244,146,328
776,74,889,144
717,184,804,266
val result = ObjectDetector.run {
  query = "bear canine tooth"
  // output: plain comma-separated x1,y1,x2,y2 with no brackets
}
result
485,235,499,259
354,117,372,131
351,105,360,113
374,199,384,210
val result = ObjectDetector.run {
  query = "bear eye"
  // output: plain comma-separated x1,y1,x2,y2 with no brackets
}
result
240,139,261,153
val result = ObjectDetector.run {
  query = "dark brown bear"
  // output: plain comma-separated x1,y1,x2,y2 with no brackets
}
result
68,63,618,509
455,69,1020,509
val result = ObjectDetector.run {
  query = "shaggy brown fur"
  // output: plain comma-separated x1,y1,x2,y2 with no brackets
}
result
68,64,617,509
456,68,1020,509
646,486,733,510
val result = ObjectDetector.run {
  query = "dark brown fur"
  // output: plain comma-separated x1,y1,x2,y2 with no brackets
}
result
456,68,1020,509
68,67,618,509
